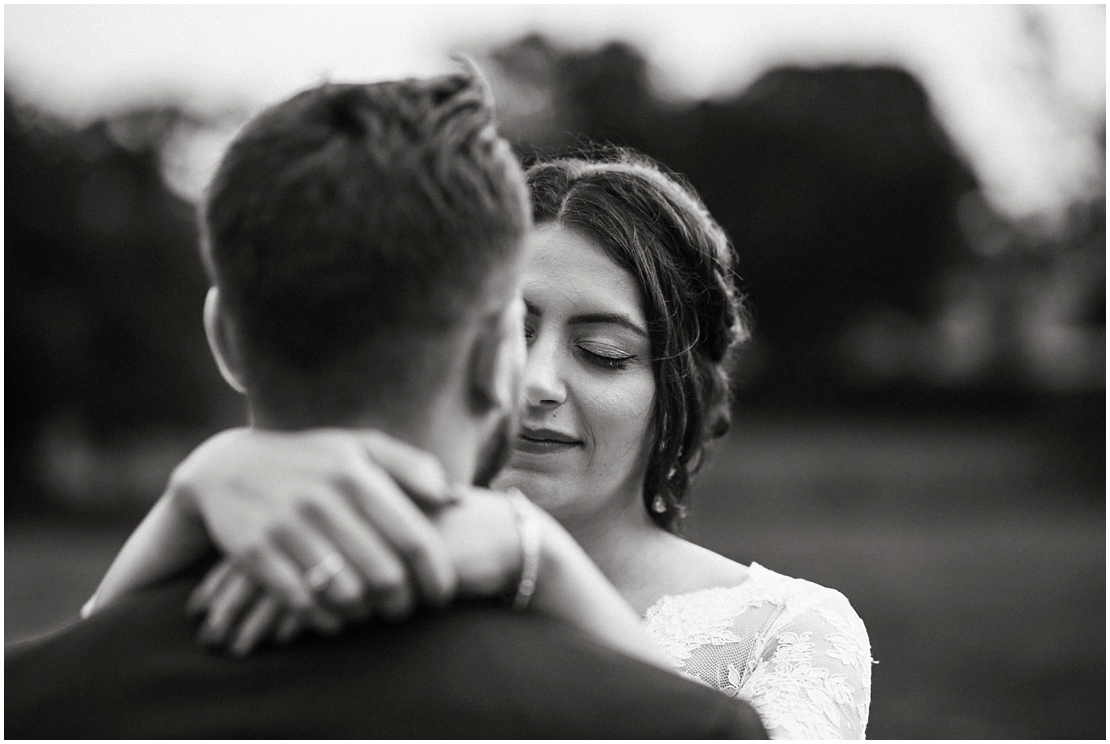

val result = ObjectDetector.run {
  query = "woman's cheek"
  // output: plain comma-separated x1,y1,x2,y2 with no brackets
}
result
587,374,655,466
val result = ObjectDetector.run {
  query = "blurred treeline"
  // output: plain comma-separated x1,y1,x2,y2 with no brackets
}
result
6,35,1104,515
5,102,245,514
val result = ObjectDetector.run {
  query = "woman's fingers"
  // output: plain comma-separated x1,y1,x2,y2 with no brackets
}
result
198,570,339,655
197,569,257,647
339,456,458,609
234,543,319,616
270,515,371,619
311,497,420,621
186,559,234,617
358,431,454,508
201,542,346,637
274,611,304,645
229,594,283,657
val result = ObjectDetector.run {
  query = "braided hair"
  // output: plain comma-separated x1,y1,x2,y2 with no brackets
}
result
526,149,749,533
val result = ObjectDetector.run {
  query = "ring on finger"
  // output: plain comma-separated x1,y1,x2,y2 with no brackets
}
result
305,552,347,593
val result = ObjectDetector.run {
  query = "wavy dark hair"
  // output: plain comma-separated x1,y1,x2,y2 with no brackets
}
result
526,150,749,533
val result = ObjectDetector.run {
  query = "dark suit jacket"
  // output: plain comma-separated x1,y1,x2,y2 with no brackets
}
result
6,575,767,738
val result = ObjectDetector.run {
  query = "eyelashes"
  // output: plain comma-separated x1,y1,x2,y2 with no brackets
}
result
523,325,636,372
578,345,635,371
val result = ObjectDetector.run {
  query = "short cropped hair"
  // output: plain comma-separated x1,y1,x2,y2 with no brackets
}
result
527,151,749,533
201,74,530,405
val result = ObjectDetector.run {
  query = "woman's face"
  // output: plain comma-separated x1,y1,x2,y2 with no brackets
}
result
493,224,656,523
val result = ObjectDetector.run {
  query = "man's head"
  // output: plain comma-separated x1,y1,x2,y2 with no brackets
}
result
200,73,529,483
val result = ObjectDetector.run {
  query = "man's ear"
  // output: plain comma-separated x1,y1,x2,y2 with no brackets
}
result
203,287,248,395
468,296,525,416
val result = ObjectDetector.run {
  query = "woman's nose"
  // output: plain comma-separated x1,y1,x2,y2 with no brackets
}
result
522,335,566,408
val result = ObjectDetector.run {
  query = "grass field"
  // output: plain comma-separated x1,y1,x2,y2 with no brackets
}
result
6,413,1104,738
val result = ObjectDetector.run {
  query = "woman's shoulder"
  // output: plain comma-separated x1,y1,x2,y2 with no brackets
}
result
645,562,858,618
745,563,864,618
643,562,870,659
741,564,872,656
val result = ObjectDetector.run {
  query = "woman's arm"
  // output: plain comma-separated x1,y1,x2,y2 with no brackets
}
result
196,487,676,673
83,486,212,617
85,428,461,620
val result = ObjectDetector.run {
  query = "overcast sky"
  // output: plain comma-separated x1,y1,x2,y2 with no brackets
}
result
5,4,1105,226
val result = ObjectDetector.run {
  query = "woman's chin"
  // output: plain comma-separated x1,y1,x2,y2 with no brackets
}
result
491,468,579,514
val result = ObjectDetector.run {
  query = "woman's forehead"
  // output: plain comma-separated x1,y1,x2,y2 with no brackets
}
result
523,225,644,319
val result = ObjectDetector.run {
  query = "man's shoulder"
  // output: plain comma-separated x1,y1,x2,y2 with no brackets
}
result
7,575,765,739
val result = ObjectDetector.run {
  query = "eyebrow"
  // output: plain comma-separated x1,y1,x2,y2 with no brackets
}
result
524,300,648,339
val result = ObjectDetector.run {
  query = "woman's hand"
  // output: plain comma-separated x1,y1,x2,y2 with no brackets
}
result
186,560,326,656
167,428,461,623
190,488,525,655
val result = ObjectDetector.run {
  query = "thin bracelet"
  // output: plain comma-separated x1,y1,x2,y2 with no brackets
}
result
506,488,541,612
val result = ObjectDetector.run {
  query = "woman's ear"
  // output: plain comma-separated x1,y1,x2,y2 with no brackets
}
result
468,296,525,416
203,287,248,395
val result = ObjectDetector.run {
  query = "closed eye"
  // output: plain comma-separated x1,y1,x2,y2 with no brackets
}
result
579,345,635,371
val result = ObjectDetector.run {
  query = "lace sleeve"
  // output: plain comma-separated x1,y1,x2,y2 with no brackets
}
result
739,589,873,739
642,571,874,740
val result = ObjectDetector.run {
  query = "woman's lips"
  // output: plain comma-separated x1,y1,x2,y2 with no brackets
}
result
514,432,582,455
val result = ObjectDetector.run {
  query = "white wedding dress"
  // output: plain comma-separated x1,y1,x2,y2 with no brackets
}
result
642,563,873,739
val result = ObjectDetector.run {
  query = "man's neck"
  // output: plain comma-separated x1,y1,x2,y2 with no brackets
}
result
248,384,481,487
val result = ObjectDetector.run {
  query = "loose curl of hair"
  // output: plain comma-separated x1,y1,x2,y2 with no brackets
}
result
526,150,750,533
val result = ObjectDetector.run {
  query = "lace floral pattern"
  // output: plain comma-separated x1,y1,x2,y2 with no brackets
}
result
642,563,873,739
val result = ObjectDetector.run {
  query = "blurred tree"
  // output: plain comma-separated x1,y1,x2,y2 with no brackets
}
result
5,93,239,514
670,66,979,405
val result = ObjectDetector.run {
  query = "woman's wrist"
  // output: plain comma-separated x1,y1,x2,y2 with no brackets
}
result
504,489,541,611
528,509,586,613
432,488,522,600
